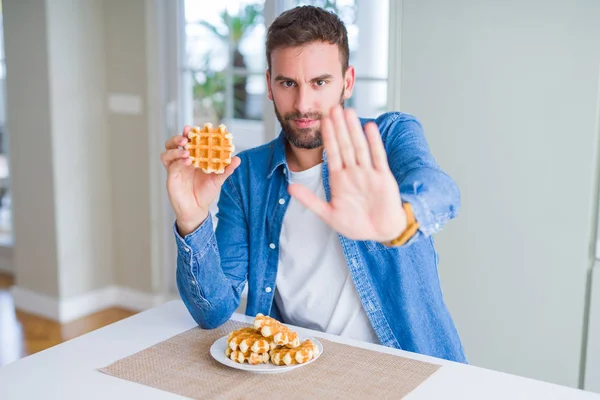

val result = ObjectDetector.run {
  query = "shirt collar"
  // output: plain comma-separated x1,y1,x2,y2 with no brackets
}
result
267,132,288,179
268,126,348,179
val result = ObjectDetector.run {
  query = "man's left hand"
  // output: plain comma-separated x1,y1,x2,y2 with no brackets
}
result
288,105,407,242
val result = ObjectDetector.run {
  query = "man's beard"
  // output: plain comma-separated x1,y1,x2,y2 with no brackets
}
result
274,89,345,149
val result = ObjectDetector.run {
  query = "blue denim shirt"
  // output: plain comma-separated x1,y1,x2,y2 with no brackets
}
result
174,112,467,363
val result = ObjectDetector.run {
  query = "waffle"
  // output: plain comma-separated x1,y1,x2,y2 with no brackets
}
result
226,347,271,365
269,339,319,366
226,327,274,354
222,315,320,367
185,122,234,174
254,313,300,348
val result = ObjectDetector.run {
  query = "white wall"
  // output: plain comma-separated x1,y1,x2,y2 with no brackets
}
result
103,0,154,293
46,0,114,299
397,0,600,388
3,0,160,317
4,0,61,297
585,263,600,392
4,0,114,299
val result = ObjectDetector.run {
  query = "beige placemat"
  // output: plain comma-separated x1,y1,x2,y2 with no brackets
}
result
99,320,441,399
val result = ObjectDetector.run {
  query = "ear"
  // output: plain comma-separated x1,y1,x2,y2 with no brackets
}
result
266,69,273,101
342,66,355,100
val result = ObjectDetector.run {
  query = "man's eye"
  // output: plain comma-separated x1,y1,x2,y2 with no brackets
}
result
315,80,327,86
281,81,295,88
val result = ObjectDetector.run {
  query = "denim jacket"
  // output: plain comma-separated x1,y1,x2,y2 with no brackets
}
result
174,111,467,363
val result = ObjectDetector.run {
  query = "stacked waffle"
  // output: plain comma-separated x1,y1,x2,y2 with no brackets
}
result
225,314,319,366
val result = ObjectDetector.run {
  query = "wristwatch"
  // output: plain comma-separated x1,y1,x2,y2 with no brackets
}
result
383,202,420,247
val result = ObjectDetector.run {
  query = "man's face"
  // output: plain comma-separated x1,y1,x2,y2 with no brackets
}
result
266,42,355,149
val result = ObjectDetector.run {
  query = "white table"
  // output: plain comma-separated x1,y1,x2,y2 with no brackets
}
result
0,300,597,399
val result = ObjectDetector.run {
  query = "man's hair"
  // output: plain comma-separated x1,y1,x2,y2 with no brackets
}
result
266,6,349,74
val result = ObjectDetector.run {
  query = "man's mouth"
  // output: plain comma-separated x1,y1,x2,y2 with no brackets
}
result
293,119,318,128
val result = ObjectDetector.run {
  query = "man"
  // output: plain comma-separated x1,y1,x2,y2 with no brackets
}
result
161,5,466,363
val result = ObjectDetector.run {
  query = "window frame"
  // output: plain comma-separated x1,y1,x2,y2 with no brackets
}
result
178,0,392,147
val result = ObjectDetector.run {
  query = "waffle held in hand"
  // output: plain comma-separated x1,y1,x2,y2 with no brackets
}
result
184,122,234,174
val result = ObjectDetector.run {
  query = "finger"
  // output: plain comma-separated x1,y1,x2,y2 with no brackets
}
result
165,135,189,150
365,122,389,171
288,183,333,224
345,108,371,167
331,105,356,167
161,149,190,168
167,158,193,178
213,156,241,185
164,126,192,149
321,116,342,172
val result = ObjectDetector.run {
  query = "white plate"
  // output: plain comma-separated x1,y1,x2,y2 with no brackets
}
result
210,335,323,374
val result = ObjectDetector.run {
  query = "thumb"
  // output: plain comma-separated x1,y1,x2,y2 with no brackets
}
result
288,183,332,224
214,156,241,186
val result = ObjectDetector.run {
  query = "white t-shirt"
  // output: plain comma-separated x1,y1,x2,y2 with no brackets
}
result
274,163,380,344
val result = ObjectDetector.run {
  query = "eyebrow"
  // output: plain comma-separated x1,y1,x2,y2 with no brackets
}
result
274,74,334,83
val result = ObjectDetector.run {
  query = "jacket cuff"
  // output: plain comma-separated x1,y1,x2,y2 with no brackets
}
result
173,215,215,261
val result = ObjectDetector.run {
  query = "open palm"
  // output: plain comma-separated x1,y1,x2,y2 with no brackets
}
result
288,106,407,242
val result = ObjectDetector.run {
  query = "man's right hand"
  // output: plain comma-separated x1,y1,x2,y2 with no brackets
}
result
161,126,241,236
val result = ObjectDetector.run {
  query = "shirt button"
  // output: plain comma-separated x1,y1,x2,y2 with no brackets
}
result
184,248,190,252
269,243,276,249
435,223,440,230
265,287,272,293
278,198,285,205
283,167,287,174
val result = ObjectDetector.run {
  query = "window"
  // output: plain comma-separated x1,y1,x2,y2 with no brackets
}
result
181,0,389,151
183,0,267,152
294,0,389,118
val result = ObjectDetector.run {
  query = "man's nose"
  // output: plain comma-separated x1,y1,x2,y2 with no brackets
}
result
293,85,314,115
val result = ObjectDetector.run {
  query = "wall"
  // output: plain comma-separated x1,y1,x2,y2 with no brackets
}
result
46,0,114,299
104,0,153,294
5,0,113,300
3,0,157,318
4,0,60,297
398,0,600,388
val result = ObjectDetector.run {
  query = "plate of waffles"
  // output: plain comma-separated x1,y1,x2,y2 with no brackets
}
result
209,314,323,374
